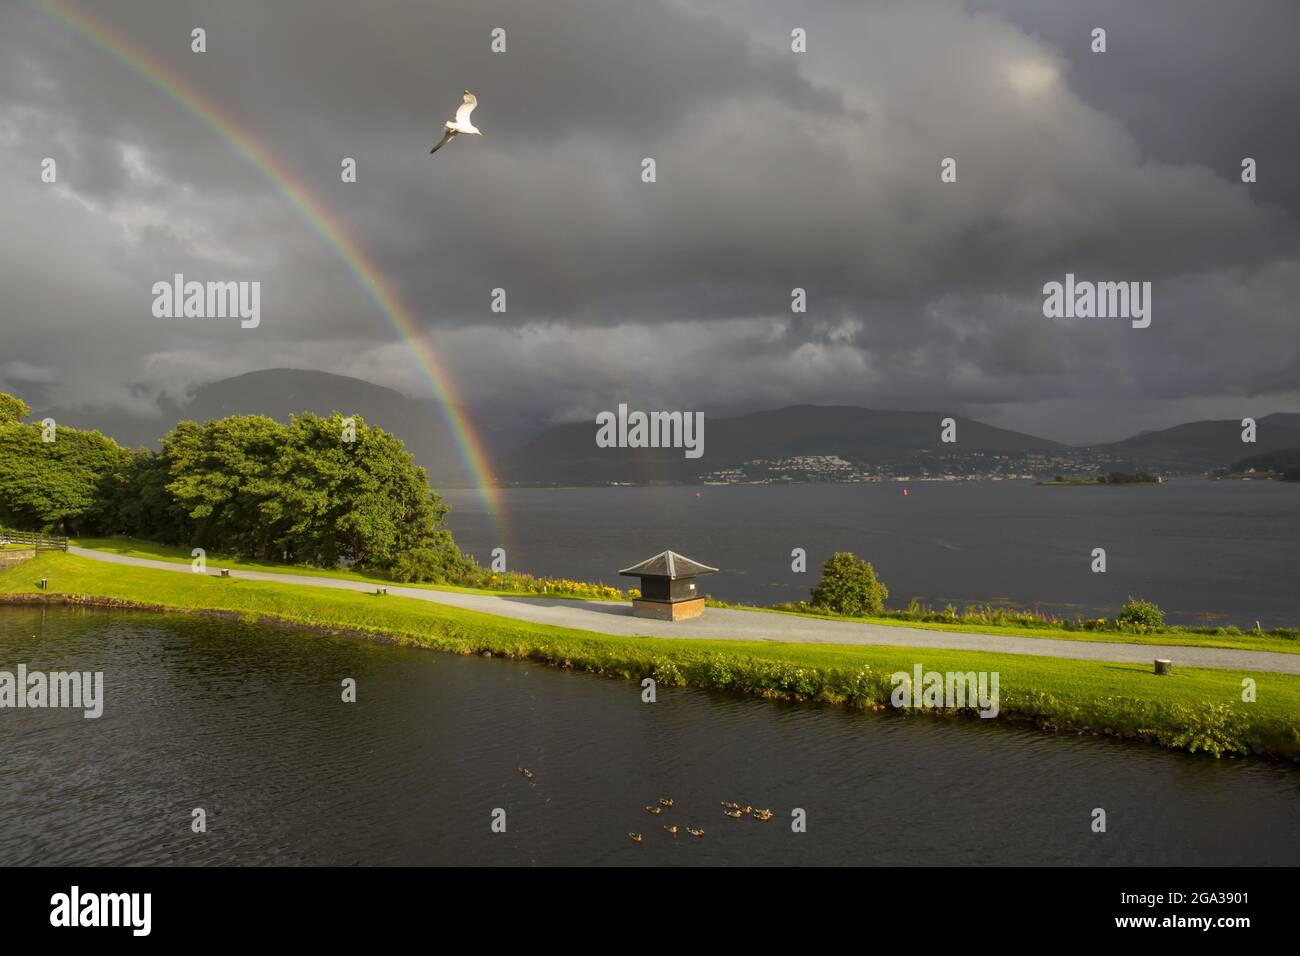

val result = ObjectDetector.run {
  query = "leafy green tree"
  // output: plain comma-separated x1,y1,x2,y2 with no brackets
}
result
157,412,462,571
0,390,468,575
810,551,889,616
162,415,288,557
0,418,134,534
109,449,189,542
268,413,457,569
0,393,30,424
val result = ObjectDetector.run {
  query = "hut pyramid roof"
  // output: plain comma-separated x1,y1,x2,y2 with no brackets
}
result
618,550,719,579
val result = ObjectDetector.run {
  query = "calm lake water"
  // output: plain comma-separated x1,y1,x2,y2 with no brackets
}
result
444,481,1300,628
2,608,1297,866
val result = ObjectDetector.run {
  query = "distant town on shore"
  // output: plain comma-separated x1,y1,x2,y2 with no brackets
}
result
30,369,1300,487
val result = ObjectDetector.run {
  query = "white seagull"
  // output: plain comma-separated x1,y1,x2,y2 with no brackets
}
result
430,90,482,155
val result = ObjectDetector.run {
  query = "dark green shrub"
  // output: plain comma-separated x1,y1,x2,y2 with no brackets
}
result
809,552,889,616
388,545,472,583
1116,596,1165,632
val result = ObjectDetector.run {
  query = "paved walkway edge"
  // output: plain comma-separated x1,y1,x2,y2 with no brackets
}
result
64,547,1300,675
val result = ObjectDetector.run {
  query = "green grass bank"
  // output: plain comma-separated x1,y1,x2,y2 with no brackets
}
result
3,551,1298,760
707,600,1300,655
76,536,1300,653
72,536,627,601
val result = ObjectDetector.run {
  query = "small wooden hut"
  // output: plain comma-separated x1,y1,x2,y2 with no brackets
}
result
619,550,718,621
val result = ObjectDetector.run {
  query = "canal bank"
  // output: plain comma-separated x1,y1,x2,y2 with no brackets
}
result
2,551,1298,759
6,606,1298,867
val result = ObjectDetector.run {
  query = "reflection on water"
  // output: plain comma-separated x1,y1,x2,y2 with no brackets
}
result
1,607,1297,866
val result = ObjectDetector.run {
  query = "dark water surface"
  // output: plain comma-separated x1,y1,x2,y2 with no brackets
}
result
2,608,1297,866
445,481,1300,627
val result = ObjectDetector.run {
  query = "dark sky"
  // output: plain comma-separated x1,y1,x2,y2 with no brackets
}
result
2,0,1297,443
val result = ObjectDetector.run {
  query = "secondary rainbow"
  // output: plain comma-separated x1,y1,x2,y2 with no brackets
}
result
26,0,505,537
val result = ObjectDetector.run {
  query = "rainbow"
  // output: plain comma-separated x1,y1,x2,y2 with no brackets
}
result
24,0,505,538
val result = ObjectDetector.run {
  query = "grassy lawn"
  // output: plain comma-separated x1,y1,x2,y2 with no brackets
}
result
77,536,1300,655
71,536,614,601
3,551,1298,759
708,601,1300,656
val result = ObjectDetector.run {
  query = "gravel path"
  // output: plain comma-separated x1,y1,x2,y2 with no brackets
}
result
69,547,1300,675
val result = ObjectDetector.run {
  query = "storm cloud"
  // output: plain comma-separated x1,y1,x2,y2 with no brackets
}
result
1,0,1297,443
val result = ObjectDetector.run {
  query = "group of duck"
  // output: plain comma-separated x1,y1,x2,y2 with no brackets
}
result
631,797,705,842
518,770,775,843
629,798,773,842
722,801,774,822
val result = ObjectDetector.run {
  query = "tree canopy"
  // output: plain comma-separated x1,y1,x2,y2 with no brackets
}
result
160,412,456,568
0,392,464,575
0,393,30,424
0,404,134,535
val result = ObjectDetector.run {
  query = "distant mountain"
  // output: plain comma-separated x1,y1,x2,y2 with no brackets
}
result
503,405,1067,485
1088,413,1300,472
1227,446,1300,479
31,369,1300,486
33,396,184,453
37,369,503,487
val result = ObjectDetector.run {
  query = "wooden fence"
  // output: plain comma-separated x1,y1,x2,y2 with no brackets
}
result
0,528,69,551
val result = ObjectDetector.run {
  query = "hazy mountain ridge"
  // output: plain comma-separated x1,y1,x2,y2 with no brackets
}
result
505,406,1067,484
1086,413,1300,472
507,408,1300,484
30,369,1300,486
35,369,490,487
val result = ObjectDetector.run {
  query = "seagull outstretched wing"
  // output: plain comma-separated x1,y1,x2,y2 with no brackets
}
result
430,128,457,154
455,91,478,126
